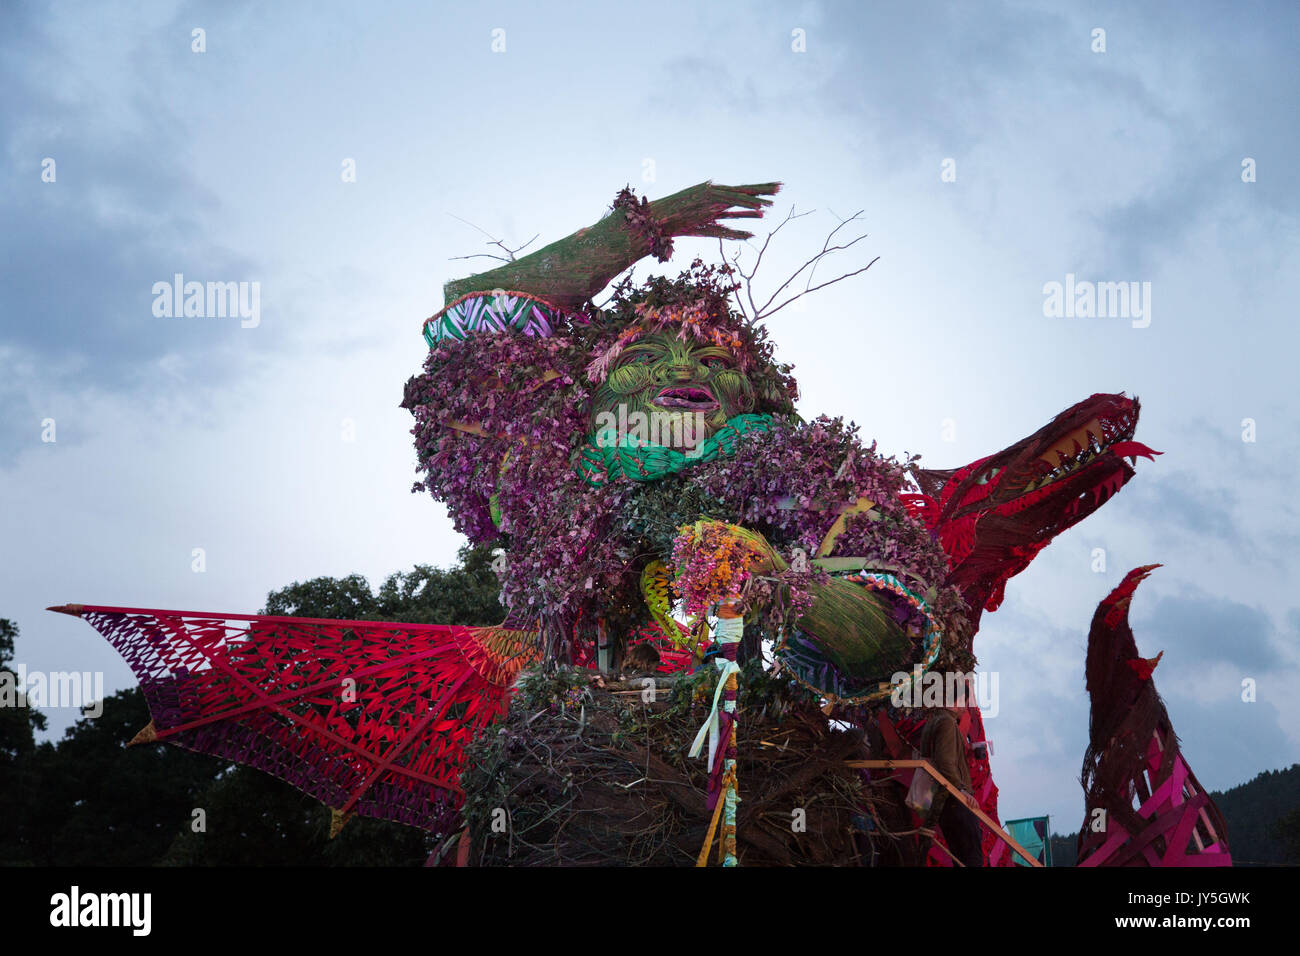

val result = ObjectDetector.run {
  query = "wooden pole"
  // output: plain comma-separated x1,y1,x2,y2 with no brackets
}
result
848,758,1045,867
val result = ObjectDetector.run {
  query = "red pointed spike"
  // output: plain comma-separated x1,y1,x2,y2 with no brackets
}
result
1109,441,1161,462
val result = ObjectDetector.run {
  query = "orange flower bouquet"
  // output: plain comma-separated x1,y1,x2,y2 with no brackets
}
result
669,521,782,618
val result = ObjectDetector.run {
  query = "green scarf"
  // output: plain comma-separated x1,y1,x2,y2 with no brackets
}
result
572,414,772,487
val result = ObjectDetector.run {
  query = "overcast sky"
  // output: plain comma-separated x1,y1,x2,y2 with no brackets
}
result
3,0,1297,838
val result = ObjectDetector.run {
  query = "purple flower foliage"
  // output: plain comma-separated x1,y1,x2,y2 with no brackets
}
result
401,281,967,654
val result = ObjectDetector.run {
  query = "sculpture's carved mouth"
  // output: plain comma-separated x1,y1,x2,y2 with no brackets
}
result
1017,417,1160,497
652,386,719,412
941,397,1161,521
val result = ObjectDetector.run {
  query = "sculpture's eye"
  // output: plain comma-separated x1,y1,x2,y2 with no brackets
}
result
607,363,652,395
702,356,732,370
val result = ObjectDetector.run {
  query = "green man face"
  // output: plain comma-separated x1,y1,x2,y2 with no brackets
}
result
589,332,757,449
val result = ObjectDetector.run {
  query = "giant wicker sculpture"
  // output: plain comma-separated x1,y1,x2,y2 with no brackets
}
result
51,180,1227,866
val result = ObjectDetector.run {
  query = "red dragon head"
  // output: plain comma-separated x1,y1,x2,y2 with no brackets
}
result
906,393,1161,624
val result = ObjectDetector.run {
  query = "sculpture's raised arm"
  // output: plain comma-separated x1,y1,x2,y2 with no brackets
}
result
442,181,781,310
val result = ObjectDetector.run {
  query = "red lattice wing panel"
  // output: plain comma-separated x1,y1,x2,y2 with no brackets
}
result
66,605,537,833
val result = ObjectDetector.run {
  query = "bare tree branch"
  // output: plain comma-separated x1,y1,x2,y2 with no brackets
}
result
447,213,540,264
761,256,879,320
720,205,877,323
718,238,749,323
804,208,866,289
755,210,868,315
447,212,500,242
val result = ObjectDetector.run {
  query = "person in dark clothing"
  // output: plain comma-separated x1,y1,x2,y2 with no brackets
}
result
919,704,985,867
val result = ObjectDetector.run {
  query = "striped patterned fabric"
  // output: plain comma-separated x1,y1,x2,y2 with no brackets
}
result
423,290,560,348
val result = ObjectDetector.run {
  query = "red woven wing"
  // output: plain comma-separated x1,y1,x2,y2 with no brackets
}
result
71,605,537,833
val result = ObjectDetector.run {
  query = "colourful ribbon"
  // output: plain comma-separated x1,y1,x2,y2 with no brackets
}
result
689,615,745,768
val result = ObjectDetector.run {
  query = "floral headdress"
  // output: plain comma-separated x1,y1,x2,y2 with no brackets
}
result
585,300,751,383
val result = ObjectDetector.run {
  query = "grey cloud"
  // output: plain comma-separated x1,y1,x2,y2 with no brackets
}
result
0,2,280,464
1139,591,1278,673
1160,693,1292,794
1116,468,1242,549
